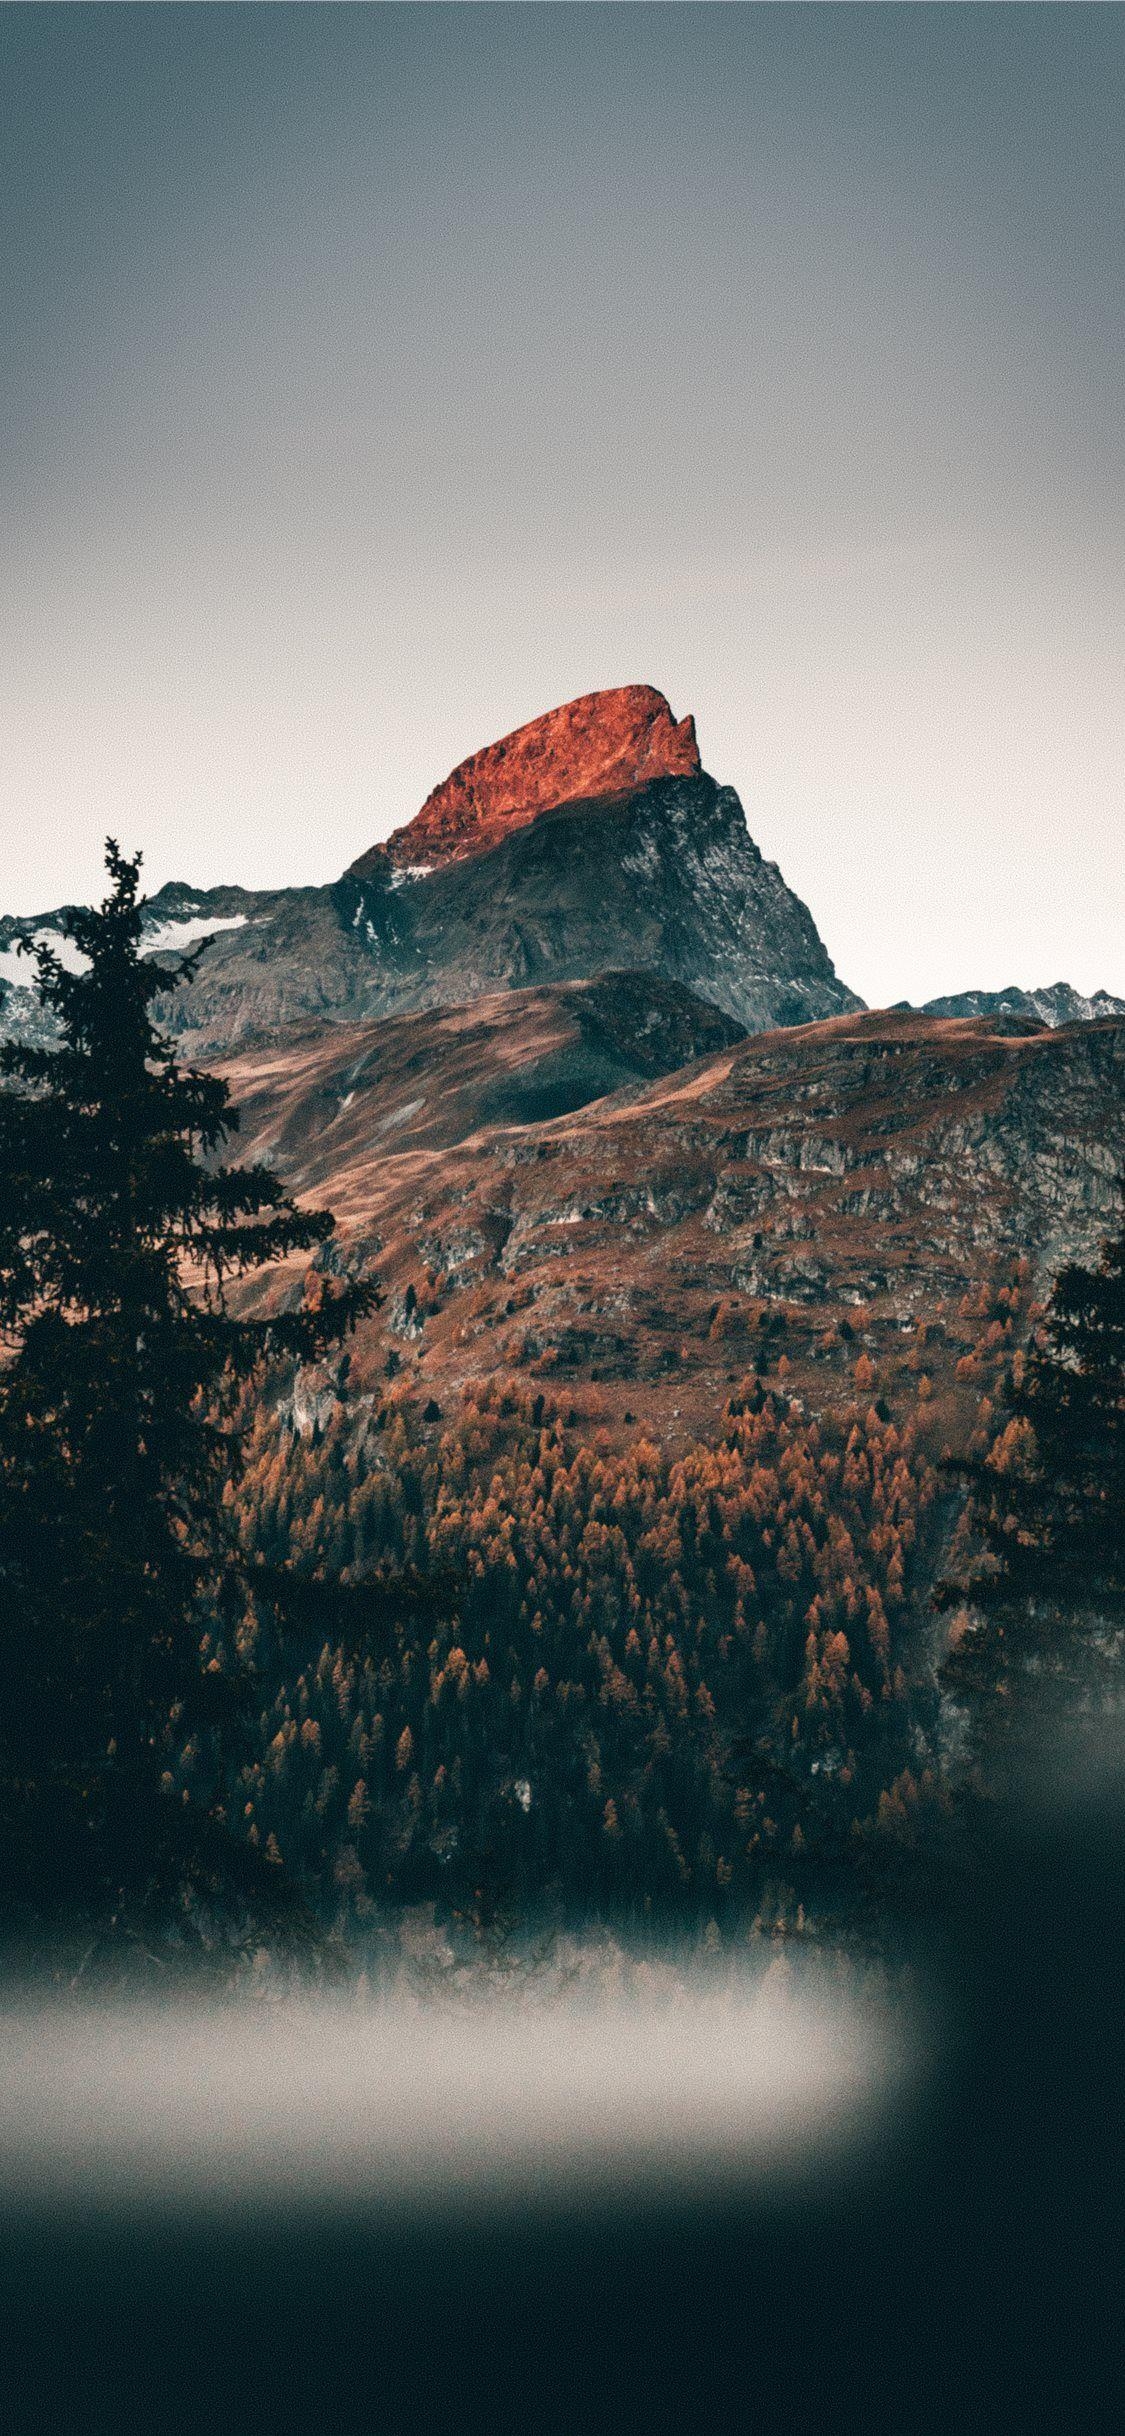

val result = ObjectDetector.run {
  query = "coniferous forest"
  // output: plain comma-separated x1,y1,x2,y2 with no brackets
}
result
1,846,1121,1967
4,16,1125,2430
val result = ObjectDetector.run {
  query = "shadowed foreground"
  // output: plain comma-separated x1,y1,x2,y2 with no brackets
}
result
1,1774,1123,2436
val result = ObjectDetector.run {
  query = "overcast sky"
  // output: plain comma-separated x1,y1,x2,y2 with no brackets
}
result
2,6,1121,1006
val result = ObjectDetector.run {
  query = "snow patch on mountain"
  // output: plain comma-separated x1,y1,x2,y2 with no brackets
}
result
140,913,249,956
0,931,89,986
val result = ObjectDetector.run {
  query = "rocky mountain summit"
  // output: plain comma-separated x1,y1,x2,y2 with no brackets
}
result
351,684,702,877
338,756,860,1042
338,685,860,1040
0,688,860,1055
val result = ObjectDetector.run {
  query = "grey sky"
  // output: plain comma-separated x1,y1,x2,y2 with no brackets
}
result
2,6,1122,1006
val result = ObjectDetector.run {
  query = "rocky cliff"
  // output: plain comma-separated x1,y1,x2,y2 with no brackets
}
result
337,764,859,1041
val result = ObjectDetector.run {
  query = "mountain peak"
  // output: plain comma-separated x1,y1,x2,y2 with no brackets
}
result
354,685,701,877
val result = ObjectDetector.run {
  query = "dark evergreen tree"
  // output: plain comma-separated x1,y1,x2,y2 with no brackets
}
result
940,1200,1125,1706
0,842,382,1939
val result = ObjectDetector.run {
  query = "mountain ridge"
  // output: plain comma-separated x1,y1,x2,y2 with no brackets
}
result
351,684,702,878
3,686,1119,1056
902,981,1125,1030
0,690,860,1052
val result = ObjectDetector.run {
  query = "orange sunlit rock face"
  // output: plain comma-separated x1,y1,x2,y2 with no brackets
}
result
378,685,700,872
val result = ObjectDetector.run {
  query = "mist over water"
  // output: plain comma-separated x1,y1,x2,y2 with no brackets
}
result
0,1964,909,2221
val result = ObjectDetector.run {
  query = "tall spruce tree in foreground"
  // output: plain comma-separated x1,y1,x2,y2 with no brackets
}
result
0,843,388,1941
941,1199,1125,1708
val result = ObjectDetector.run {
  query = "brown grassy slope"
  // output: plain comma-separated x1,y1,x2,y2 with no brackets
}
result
219,1005,1124,1452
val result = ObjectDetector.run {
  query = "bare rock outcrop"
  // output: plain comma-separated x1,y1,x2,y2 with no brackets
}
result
349,685,701,879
